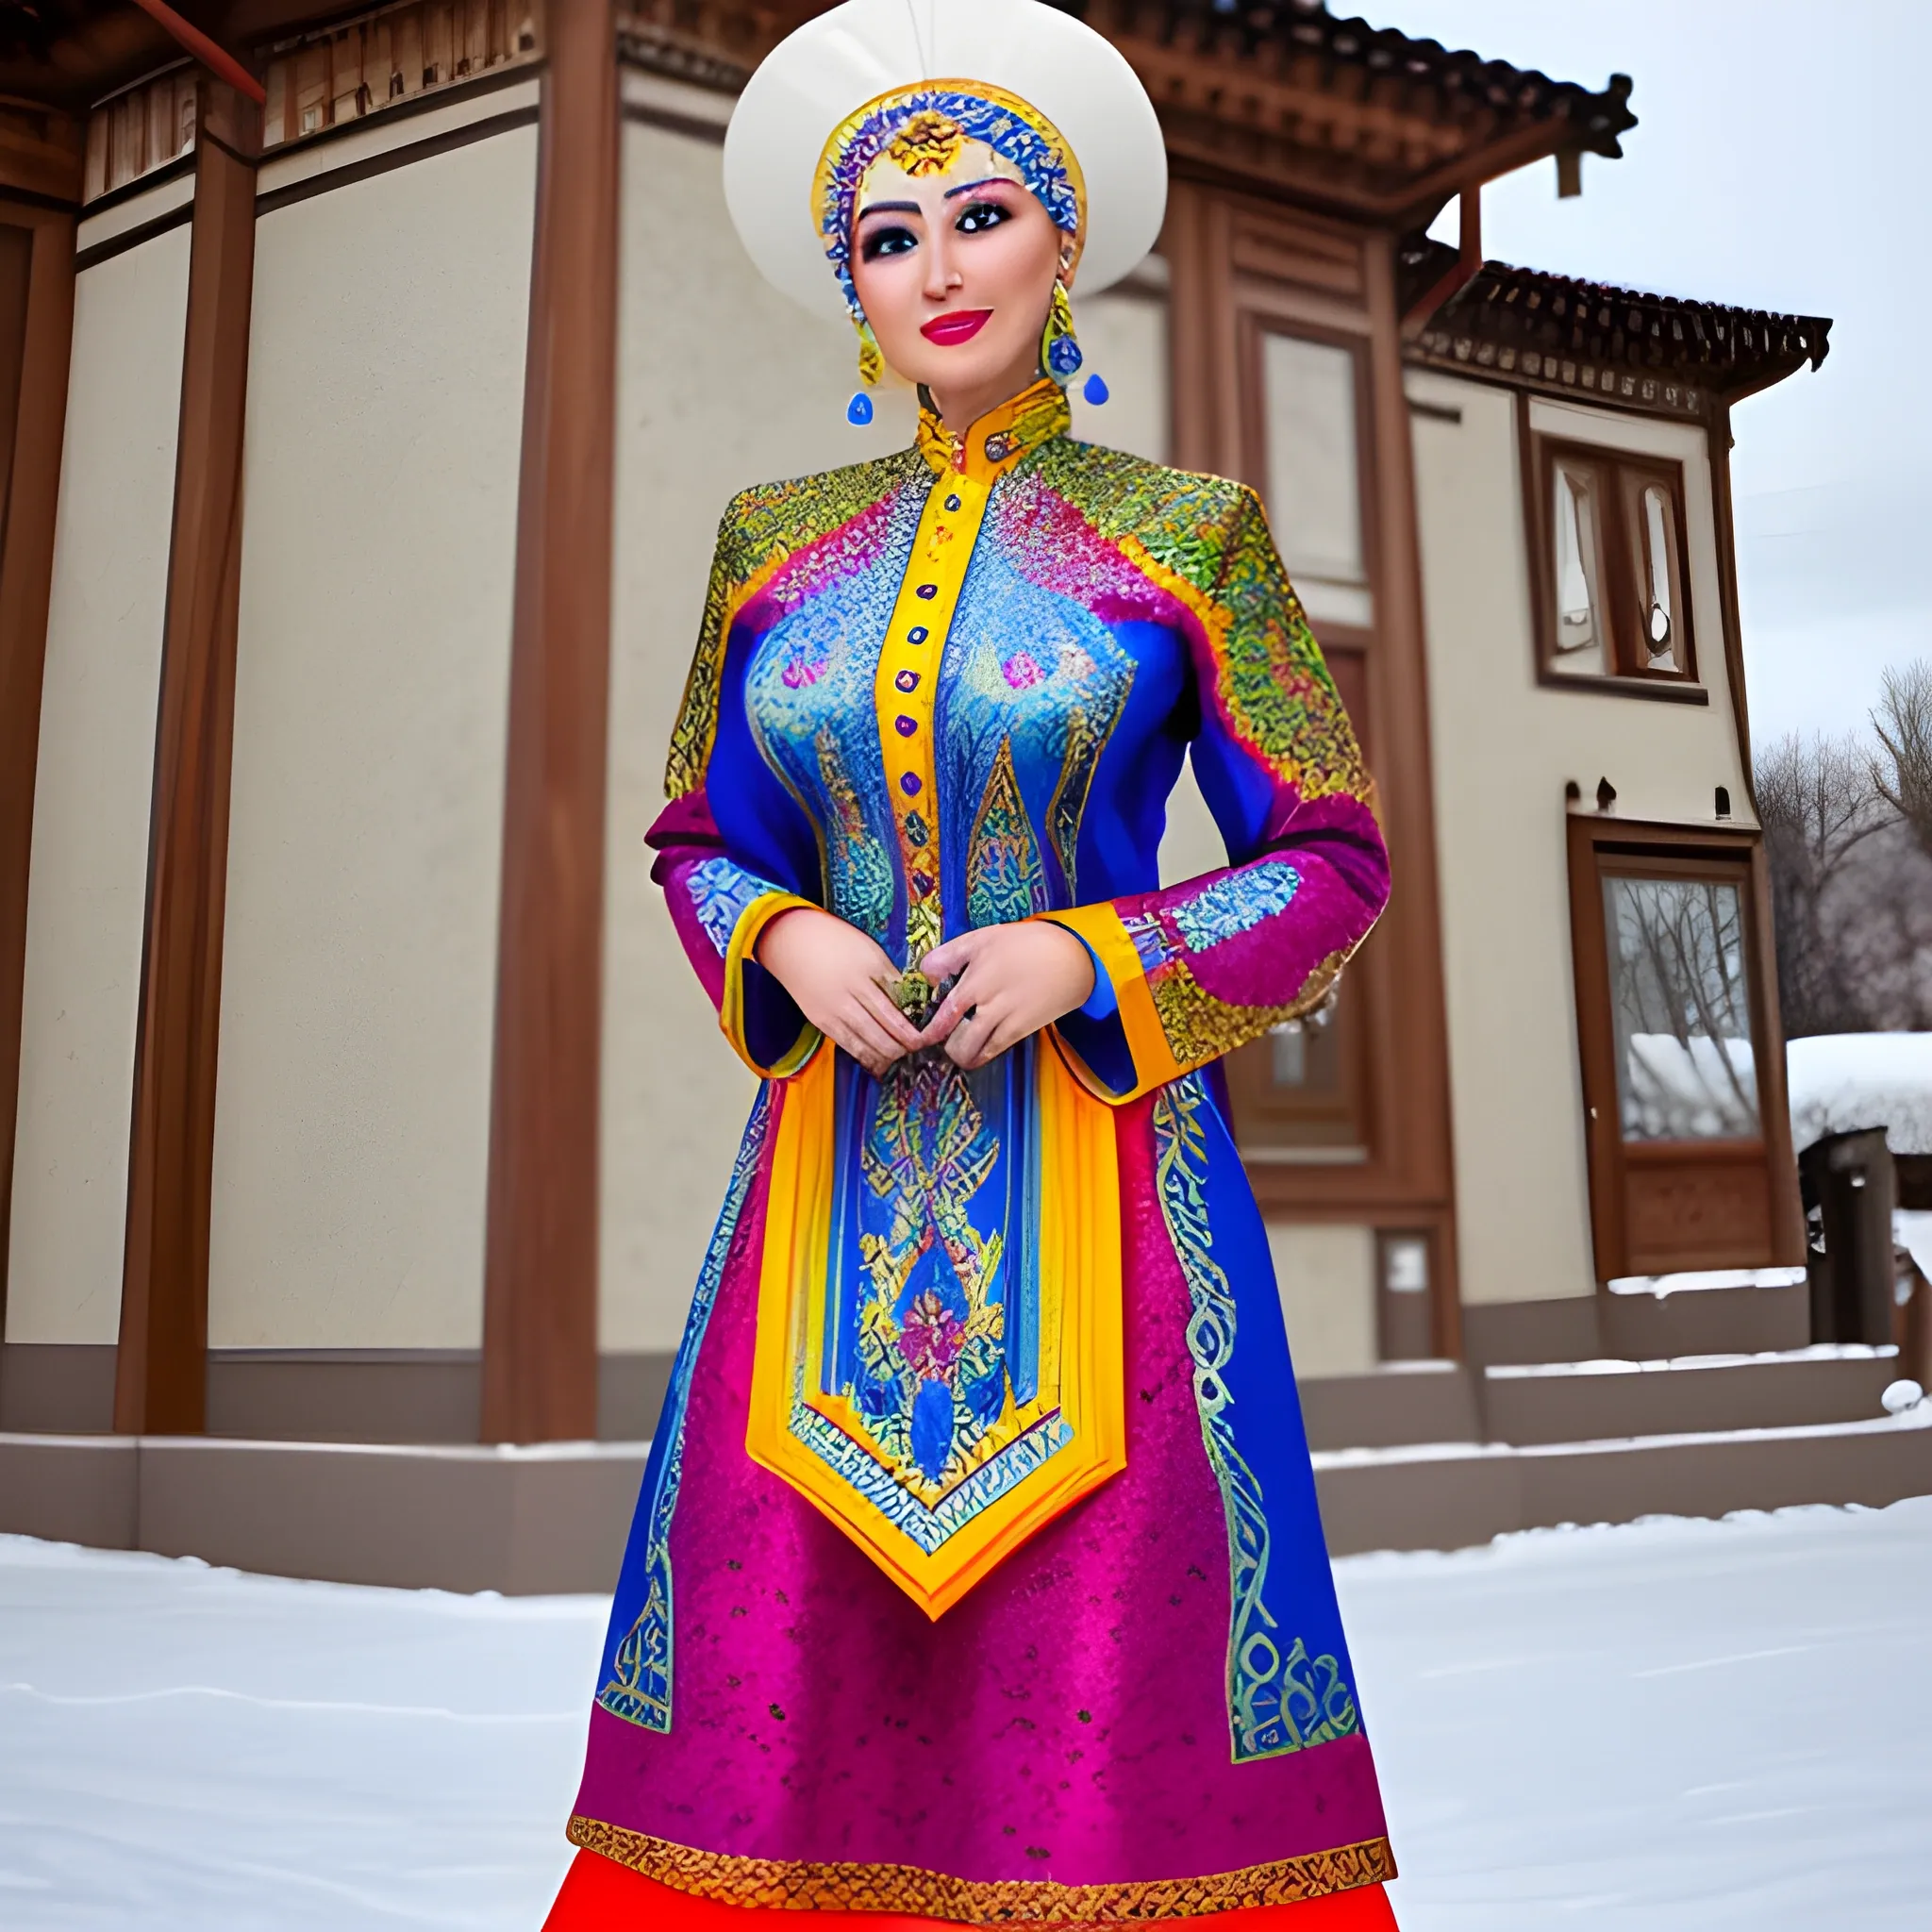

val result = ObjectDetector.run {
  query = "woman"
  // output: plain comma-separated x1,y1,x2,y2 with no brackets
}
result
546,1,1396,1924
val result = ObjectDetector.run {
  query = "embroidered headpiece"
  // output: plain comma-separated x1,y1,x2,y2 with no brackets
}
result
812,81,1086,334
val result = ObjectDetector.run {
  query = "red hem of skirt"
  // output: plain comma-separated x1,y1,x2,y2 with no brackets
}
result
541,1847,1399,1929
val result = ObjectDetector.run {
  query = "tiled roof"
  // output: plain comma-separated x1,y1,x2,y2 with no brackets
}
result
1050,0,1641,214
1067,0,1638,154
1410,259,1831,412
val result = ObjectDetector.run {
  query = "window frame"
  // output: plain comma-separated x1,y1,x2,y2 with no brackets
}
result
1241,315,1378,633
1224,312,1382,1168
1222,635,1374,1166
1565,814,1804,1281
1521,399,1707,705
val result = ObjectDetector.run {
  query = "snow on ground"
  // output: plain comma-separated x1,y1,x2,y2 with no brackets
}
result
1344,1499,1932,1929
1787,1030,1932,1155
5,1501,1932,1930
0,1541,601,1930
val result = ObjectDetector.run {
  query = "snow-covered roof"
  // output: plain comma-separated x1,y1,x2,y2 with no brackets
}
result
1787,1033,1932,1158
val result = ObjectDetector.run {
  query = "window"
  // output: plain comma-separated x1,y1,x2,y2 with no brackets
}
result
1222,645,1373,1165
1225,325,1377,1162
1603,874,1758,1142
1529,430,1698,694
1261,331,1372,629
1224,996,1368,1161
1566,820,1803,1280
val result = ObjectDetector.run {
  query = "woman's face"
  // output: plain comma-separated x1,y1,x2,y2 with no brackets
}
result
848,138,1069,402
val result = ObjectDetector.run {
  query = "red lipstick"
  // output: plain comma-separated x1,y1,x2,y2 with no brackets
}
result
920,308,992,345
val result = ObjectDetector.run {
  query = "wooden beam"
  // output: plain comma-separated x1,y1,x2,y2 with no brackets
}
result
1707,404,1758,805
114,86,259,1436
1357,229,1460,1351
0,105,83,206
0,204,78,1346
128,0,267,107
479,0,619,1444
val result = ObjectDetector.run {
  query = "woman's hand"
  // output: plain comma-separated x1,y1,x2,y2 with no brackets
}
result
920,922,1097,1071
755,907,926,1076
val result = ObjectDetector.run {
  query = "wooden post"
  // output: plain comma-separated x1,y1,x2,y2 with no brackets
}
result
114,88,259,1435
1359,230,1461,1357
479,0,619,1443
0,191,80,1346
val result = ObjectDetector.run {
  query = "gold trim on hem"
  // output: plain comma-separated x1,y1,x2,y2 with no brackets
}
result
565,1815,1395,1922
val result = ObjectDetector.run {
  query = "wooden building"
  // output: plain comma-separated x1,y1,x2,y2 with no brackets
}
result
3,2,1886,1583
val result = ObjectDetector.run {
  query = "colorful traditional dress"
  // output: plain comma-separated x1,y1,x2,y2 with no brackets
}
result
554,376,1396,1925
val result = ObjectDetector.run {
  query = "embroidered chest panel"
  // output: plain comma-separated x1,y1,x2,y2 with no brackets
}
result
741,458,1142,967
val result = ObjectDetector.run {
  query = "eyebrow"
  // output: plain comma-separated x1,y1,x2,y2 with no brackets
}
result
857,199,920,220
944,175,1019,200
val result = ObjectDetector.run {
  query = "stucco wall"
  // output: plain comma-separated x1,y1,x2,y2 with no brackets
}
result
602,114,1177,1352
206,126,536,1349
1269,1222,1377,1378
5,224,191,1345
1407,369,1753,1307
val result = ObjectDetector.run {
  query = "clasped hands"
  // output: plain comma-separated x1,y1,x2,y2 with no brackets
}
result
754,907,1096,1076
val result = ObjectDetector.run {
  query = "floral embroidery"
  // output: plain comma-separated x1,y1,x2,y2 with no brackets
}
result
1146,954,1347,1069
1171,862,1303,952
684,856,782,959
567,1815,1396,1919
965,739,1048,929
1154,1073,1360,1761
1026,442,1373,806
843,1055,1010,1491
597,1089,771,1732
669,407,1387,1593
666,450,926,801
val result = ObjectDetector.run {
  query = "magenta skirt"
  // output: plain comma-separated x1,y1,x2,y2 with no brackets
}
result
561,1087,1393,1922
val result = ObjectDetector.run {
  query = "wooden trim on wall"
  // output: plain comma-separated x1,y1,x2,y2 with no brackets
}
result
478,0,618,1445
1164,192,1461,1357
1706,402,1758,802
74,200,197,274
253,104,540,217
114,85,261,1436
0,202,78,1348
1158,177,1228,476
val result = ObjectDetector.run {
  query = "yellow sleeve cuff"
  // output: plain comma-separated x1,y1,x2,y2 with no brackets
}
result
721,891,823,1079
1036,904,1188,1106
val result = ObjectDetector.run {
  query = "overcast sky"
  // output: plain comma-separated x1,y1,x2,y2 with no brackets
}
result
1369,0,1921,749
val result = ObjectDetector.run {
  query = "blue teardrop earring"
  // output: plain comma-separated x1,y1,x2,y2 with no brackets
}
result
1042,282,1108,406
1041,281,1083,381
847,319,883,427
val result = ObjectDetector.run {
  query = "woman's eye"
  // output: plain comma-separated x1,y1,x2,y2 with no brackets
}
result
860,223,919,262
955,199,1010,235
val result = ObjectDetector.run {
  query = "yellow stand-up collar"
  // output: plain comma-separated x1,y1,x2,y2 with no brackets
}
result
915,375,1070,483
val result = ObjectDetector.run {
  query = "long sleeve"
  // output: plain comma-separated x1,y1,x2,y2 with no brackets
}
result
1043,485,1390,1104
647,792,819,1078
647,503,822,1080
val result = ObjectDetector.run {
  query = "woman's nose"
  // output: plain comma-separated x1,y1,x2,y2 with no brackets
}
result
923,228,963,300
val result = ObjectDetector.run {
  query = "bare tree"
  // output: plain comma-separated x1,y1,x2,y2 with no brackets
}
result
1873,658,1932,859
1756,731,1890,1036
